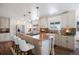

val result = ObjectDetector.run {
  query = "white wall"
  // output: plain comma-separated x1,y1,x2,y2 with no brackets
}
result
75,9,79,40
10,18,17,35
0,17,11,42
0,17,20,42
10,17,30,35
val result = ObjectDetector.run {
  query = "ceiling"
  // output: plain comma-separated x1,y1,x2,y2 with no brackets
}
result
0,3,79,19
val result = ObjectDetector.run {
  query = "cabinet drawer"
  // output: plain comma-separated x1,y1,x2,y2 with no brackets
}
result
55,38,62,46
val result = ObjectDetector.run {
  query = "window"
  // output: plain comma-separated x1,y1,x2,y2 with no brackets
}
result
50,22,61,30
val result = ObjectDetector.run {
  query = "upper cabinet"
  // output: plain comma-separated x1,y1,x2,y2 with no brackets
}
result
39,17,48,28
39,10,76,29
61,10,75,28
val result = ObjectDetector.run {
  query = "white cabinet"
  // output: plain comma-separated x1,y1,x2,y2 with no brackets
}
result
39,17,48,28
61,36,71,49
61,36,75,50
67,11,75,28
67,36,75,49
61,13,68,28
61,10,75,28
61,36,68,48
55,35,75,50
55,35,62,46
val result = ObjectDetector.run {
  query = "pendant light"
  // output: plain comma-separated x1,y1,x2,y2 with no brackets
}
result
36,6,39,20
28,11,32,23
23,14,26,24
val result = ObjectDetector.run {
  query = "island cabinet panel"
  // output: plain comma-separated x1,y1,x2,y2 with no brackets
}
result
41,39,50,55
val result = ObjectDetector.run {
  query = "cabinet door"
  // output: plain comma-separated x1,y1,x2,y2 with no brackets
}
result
61,11,75,28
61,36,68,48
55,35,62,46
40,17,48,28
61,13,69,28
67,11,75,28
55,37,59,46
67,37,75,50
55,35,58,45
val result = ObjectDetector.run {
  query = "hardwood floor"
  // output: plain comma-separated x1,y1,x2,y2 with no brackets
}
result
54,46,74,55
0,41,33,55
0,41,77,55
0,41,13,55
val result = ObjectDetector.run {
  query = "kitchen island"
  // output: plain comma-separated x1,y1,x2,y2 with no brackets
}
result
18,33,55,55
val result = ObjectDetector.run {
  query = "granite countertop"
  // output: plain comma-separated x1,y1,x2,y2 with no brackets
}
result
20,33,55,40
32,33,55,40
32,35,40,39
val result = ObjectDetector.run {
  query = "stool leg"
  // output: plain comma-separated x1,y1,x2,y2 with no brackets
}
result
23,51,27,55
27,50,32,55
20,51,23,55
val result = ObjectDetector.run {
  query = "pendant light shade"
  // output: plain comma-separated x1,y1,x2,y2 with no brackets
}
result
36,6,39,20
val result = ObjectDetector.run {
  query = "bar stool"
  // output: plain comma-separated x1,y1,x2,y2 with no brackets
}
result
13,36,20,54
48,35,55,55
18,40,34,55
10,34,21,54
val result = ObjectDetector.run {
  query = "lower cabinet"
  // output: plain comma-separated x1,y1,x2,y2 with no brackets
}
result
55,35,75,50
67,37,75,50
61,36,68,48
55,35,62,46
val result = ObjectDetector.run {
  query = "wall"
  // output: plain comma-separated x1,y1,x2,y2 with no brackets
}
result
10,18,17,35
75,9,79,40
0,17,20,42
0,16,11,42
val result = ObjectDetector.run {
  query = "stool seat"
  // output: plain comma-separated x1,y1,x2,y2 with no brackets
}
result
21,43,34,51
18,40,34,54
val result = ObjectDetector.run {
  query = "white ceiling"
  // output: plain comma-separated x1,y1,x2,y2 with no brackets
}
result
0,3,79,19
